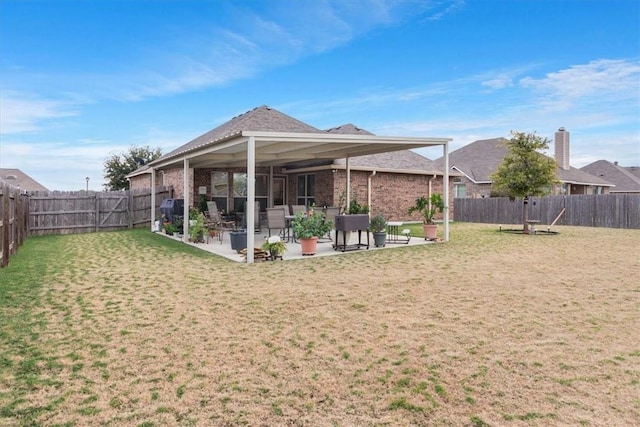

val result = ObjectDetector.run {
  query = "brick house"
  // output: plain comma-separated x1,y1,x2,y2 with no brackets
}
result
580,160,640,193
430,129,613,198
128,105,455,223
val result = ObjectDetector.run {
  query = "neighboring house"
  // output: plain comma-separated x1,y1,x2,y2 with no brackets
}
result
0,168,49,192
127,105,456,222
580,160,640,193
430,129,613,198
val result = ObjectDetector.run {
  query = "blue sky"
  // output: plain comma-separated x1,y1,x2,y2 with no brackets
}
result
1,0,638,191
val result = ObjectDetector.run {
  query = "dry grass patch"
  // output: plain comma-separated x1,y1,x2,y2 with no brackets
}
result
1,224,639,426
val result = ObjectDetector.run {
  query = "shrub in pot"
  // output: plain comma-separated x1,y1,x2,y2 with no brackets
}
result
408,193,444,240
369,213,387,247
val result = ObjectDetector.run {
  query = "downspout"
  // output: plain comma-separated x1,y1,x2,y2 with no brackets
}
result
367,170,376,215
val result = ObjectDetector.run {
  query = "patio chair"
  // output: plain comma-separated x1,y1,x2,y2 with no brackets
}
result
205,201,235,242
290,204,307,216
266,207,291,242
241,201,261,233
319,206,341,242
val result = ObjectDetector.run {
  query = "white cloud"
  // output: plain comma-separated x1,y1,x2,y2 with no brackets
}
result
0,91,79,134
519,58,640,109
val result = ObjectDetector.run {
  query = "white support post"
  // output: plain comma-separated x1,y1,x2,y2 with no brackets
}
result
345,156,350,209
246,136,256,263
268,166,274,208
183,157,190,242
151,168,156,231
443,141,450,242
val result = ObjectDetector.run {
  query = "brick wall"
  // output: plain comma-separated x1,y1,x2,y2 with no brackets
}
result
130,166,455,220
129,173,165,191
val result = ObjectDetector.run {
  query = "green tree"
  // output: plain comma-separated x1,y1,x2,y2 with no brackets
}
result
103,146,162,191
491,131,558,232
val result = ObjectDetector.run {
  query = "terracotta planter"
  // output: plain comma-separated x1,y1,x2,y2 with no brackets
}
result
299,236,319,255
423,224,438,240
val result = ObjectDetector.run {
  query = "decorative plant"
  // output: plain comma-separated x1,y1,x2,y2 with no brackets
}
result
369,213,387,233
198,195,209,214
291,210,332,239
163,222,177,235
189,207,200,221
174,216,184,233
408,193,445,225
348,199,370,215
261,235,287,258
188,212,207,242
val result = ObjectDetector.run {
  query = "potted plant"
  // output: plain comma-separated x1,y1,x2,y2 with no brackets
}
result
291,210,332,255
188,212,207,243
163,222,177,236
261,235,287,260
369,213,387,247
408,193,445,240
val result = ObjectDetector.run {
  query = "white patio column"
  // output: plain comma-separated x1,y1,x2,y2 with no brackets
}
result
183,157,190,242
345,156,350,207
150,167,156,231
268,166,274,208
443,141,450,242
246,136,256,263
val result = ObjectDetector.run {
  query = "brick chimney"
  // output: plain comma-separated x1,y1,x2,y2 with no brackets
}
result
554,127,570,170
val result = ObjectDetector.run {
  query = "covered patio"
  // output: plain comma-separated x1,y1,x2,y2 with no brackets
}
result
148,129,452,263
159,221,437,263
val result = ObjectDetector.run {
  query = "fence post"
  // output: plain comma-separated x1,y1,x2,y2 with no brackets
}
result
1,184,7,267
95,192,100,233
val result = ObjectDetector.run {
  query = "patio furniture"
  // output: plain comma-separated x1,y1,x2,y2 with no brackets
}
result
266,207,291,242
205,201,236,243
386,221,411,244
241,201,261,233
334,214,370,252
290,204,307,216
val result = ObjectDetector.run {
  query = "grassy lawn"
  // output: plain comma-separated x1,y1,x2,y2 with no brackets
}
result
1,223,638,426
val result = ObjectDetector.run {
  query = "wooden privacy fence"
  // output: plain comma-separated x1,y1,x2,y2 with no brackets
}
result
454,194,640,229
28,187,173,236
0,181,30,267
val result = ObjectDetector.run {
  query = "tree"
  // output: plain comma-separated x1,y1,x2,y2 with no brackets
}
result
103,146,162,191
491,131,558,233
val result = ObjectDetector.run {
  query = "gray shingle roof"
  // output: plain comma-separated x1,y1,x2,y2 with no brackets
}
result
328,124,435,170
431,137,613,186
0,168,49,191
159,105,322,161
580,160,640,192
431,138,508,182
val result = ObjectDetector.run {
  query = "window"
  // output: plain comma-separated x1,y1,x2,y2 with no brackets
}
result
454,183,466,198
232,172,268,212
211,171,228,212
297,174,315,207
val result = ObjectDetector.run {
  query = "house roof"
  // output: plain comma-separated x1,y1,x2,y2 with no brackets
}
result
160,105,321,161
0,168,49,192
580,160,640,193
327,124,439,172
431,137,613,187
431,138,508,183
143,105,451,172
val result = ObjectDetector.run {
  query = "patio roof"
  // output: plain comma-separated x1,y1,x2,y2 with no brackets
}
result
149,130,451,170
